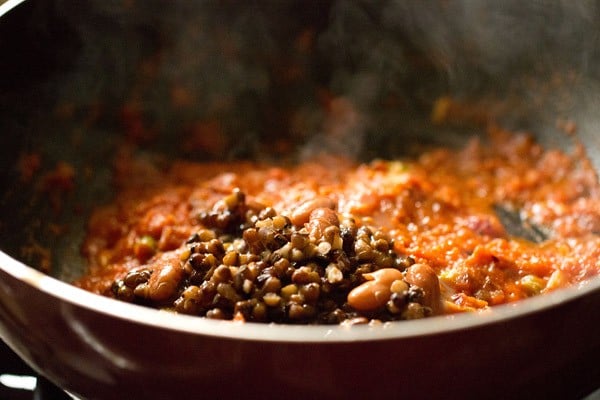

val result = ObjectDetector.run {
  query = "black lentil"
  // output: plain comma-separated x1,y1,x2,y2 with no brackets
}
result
109,190,432,324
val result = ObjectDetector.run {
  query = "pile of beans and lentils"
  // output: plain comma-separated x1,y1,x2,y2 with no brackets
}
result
110,189,439,324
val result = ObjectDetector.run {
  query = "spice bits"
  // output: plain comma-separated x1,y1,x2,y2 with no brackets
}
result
111,190,435,324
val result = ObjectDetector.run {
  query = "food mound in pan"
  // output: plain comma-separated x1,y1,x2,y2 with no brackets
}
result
75,127,600,324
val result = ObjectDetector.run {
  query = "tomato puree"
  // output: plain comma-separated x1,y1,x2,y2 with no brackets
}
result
75,126,600,323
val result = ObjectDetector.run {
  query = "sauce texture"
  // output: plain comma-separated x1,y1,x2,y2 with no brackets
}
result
76,127,600,323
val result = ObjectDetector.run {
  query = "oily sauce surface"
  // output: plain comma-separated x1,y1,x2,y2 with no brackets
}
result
76,127,600,322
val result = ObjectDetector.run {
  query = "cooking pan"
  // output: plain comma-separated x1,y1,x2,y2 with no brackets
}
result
1,1,599,399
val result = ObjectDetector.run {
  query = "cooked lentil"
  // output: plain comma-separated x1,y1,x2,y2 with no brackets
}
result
75,127,600,324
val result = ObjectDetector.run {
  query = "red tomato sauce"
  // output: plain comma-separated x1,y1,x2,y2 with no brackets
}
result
75,126,600,323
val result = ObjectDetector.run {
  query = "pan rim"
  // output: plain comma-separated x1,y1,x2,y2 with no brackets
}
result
0,0,26,17
1,249,599,343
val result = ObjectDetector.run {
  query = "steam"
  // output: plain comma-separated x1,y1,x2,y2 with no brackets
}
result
383,1,600,88
41,0,600,159
289,0,600,159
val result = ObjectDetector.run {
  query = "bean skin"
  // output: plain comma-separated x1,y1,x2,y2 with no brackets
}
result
307,207,340,242
147,261,184,301
347,268,404,311
309,207,339,227
289,197,336,227
404,263,442,314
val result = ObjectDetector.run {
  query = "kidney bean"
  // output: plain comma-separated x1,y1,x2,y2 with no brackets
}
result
289,197,336,227
147,261,184,301
347,268,404,311
404,263,442,314
308,207,340,242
